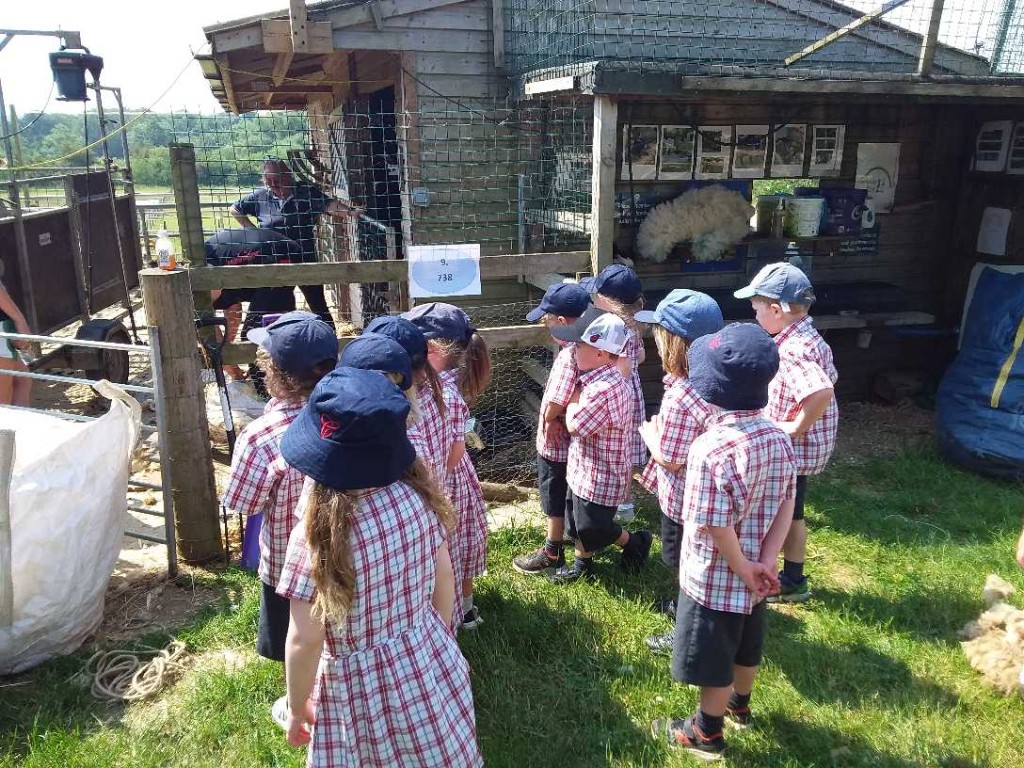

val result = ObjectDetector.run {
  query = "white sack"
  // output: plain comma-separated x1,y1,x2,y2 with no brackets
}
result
0,384,139,674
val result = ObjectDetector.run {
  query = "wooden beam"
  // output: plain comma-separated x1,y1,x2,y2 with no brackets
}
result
369,1,385,30
328,0,470,29
211,25,263,53
271,51,295,87
917,0,946,76
215,55,240,115
590,96,617,274
233,82,333,94
188,250,590,291
524,272,568,291
783,0,913,67
289,0,309,50
492,0,505,70
262,18,332,54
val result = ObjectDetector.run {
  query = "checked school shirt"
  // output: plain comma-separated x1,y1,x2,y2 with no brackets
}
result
567,363,634,507
638,375,715,520
222,399,305,586
767,316,839,475
623,328,648,466
277,482,483,768
535,342,579,462
679,410,797,615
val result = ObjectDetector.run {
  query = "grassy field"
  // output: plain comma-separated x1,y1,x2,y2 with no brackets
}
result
2,443,1023,767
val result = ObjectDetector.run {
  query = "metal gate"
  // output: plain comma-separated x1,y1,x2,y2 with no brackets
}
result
0,327,177,576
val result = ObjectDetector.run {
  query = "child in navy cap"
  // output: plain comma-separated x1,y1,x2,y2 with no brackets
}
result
580,264,648,518
363,315,449,485
635,289,724,652
547,307,653,583
277,367,482,766
652,323,796,760
221,311,338,726
735,262,838,602
513,282,590,575
404,302,493,631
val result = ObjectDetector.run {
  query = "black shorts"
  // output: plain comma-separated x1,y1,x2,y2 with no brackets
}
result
671,591,767,688
660,512,684,570
257,580,290,662
793,475,808,521
537,456,572,521
568,491,622,553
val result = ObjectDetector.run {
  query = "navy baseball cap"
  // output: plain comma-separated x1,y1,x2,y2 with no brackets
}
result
246,311,338,376
688,322,780,411
364,315,428,370
634,289,724,341
340,333,413,391
734,262,816,305
281,367,416,491
579,264,643,304
403,302,475,342
525,282,591,322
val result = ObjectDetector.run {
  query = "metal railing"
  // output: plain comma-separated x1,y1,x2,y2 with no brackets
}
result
0,327,177,576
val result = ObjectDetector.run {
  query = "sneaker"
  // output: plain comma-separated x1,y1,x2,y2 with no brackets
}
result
614,503,635,524
725,704,752,729
651,716,726,761
460,605,484,630
270,695,289,730
512,547,565,576
767,572,811,603
548,561,595,585
620,529,653,572
645,629,675,656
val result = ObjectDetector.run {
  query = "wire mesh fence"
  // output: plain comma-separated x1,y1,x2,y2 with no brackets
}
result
505,0,1024,79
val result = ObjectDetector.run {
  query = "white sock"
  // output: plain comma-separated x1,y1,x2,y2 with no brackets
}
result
462,595,474,614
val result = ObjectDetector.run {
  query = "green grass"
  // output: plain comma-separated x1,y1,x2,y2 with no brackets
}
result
2,445,1024,767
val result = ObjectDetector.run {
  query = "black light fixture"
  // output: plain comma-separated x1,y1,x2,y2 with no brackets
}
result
49,47,104,101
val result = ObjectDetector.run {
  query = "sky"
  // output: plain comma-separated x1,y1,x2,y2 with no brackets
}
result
0,1,290,115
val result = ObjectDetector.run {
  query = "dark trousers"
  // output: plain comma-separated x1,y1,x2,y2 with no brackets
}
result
661,512,684,570
793,475,808,521
569,491,622,553
299,284,334,327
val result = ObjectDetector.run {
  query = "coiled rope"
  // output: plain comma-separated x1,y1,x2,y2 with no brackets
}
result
82,640,187,702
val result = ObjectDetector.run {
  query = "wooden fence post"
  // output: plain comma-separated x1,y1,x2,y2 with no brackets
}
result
168,143,212,313
140,267,222,564
591,96,618,275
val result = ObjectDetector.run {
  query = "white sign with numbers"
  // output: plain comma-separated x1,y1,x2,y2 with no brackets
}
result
407,243,482,298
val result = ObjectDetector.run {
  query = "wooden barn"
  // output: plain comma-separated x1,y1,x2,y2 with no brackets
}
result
193,0,1024,407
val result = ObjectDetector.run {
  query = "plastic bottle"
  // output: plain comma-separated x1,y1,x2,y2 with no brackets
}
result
156,229,176,270
771,199,786,239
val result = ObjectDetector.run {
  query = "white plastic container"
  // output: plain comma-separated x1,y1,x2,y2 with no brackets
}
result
155,229,176,270
785,197,824,238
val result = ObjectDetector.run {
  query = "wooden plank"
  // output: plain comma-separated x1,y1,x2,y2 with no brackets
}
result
189,251,590,290
262,18,333,54
525,272,567,291
521,357,550,388
492,0,504,69
211,25,263,53
289,0,309,49
328,0,472,29
591,96,617,273
520,389,541,423
270,51,295,87
332,28,488,53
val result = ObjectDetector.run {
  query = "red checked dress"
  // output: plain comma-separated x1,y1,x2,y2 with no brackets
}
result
679,411,797,614
416,380,454,486
638,375,714,520
276,482,483,768
222,399,304,586
439,370,488,586
766,316,839,475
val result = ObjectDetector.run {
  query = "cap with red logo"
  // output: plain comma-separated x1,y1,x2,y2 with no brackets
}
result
550,306,629,355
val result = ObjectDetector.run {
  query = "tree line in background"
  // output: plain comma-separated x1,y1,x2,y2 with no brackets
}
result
10,110,309,188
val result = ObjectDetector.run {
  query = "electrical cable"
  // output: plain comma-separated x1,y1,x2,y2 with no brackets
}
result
0,80,55,141
6,42,210,171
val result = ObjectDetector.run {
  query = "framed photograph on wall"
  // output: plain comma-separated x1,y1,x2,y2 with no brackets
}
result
695,126,731,180
621,125,659,180
658,125,695,180
809,125,845,177
732,125,769,178
1006,122,1024,175
771,124,807,177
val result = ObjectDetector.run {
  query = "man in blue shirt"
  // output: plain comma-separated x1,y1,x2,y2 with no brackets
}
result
231,158,360,327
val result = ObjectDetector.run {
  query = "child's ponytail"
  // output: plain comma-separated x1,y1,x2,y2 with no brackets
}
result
305,483,359,624
458,331,492,407
653,325,690,378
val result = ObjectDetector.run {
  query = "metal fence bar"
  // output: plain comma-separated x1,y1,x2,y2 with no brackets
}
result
0,367,153,396
0,331,147,353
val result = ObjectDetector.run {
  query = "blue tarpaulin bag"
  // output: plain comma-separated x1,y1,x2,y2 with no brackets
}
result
936,266,1024,479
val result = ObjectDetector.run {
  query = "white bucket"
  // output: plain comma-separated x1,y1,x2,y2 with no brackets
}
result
785,197,824,238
